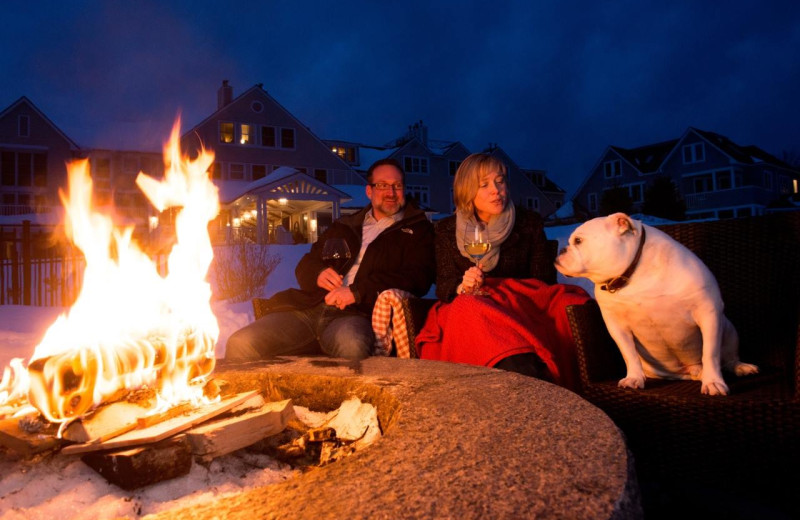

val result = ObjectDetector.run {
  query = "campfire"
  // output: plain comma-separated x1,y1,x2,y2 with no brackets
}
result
0,121,381,495
1,119,219,427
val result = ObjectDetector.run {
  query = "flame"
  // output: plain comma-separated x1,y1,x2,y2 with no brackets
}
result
1,119,220,424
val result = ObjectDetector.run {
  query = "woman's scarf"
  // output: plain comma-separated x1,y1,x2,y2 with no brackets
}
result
455,204,515,272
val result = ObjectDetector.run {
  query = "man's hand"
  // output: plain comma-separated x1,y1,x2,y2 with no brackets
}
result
317,268,344,291
325,286,355,310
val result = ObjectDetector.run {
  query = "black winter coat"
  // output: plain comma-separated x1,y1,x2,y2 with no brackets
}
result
434,205,556,302
266,201,436,315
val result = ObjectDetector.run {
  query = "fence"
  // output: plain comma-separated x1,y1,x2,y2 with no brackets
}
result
1,221,167,307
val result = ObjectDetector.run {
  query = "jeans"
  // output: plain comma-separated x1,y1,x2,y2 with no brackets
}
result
224,301,374,361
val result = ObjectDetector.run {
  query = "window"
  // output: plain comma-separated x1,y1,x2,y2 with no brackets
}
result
220,122,234,143
716,170,732,190
403,156,429,174
692,174,713,193
628,184,643,203
33,154,47,187
17,153,31,186
449,161,461,177
1,152,14,186
314,169,327,183
764,171,774,190
210,163,222,180
331,146,356,163
525,197,539,211
588,193,598,212
240,124,253,145
252,164,267,181
280,128,295,149
406,185,430,206
603,160,621,178
682,142,705,164
18,116,30,137
229,163,245,180
261,126,276,147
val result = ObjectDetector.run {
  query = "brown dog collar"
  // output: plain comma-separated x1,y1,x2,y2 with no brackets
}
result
600,226,646,293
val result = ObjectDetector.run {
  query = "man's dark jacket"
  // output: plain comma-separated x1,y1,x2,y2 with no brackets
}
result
264,200,435,315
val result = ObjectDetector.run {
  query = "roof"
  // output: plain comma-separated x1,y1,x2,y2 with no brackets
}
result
610,139,679,174
218,167,351,205
691,128,795,169
0,96,81,151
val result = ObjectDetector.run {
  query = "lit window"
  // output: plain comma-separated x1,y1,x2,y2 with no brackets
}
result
220,122,234,143
240,124,253,145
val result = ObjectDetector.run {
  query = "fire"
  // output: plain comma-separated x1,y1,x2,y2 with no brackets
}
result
0,119,219,425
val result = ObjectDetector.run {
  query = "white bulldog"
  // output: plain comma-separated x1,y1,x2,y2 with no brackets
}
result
555,213,758,395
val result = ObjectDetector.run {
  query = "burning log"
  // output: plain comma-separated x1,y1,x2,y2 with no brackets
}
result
26,329,215,424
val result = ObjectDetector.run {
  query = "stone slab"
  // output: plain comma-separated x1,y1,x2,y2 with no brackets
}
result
151,357,642,519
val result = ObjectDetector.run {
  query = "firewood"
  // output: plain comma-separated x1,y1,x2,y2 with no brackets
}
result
80,434,193,490
137,402,193,428
62,401,152,443
60,390,259,455
0,413,61,456
186,399,294,462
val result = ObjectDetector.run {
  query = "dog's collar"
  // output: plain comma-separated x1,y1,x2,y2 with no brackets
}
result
600,226,647,293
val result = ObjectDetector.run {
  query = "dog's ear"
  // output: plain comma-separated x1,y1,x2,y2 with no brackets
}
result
609,213,634,235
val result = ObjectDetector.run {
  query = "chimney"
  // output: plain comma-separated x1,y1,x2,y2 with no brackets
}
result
217,80,233,109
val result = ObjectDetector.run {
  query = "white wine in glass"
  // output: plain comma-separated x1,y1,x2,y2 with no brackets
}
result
464,222,491,296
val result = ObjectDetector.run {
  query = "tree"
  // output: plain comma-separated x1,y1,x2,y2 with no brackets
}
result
599,185,633,215
642,176,686,221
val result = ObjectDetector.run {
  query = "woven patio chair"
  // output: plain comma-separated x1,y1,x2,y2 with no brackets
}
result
565,211,800,510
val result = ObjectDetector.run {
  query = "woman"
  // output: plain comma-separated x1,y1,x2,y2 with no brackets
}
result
415,153,590,389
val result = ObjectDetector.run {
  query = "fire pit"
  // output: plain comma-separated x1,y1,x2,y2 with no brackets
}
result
149,356,641,520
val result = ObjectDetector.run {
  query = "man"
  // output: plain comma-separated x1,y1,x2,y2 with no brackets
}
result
224,158,435,361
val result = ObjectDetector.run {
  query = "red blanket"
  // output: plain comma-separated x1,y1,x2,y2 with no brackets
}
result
415,279,591,391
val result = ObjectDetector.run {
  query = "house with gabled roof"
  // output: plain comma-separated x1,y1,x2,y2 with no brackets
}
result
181,81,360,243
325,120,564,218
572,127,800,220
0,96,81,214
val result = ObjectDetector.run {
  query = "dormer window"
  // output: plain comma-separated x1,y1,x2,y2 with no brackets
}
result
682,142,705,164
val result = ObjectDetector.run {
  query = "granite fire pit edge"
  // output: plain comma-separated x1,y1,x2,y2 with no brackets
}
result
151,356,641,520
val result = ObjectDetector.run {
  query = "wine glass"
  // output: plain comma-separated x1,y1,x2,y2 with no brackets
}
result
321,238,352,275
463,221,491,296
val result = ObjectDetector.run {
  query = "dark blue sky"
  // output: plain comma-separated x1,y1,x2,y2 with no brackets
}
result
2,0,798,194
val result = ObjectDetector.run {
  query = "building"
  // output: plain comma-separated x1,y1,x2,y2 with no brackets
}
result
572,127,800,220
0,84,567,244
0,97,80,215
325,120,565,218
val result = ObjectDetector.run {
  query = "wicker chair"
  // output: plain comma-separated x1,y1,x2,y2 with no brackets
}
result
565,211,800,509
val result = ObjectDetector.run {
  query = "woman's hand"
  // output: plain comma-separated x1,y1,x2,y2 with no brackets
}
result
460,265,484,294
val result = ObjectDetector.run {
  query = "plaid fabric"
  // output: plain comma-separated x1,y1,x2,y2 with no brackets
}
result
372,289,416,358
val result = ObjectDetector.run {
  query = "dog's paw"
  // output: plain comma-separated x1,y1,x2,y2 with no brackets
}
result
618,376,645,389
701,380,729,396
734,362,759,376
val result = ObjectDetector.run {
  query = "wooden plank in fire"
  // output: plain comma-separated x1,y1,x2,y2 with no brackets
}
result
0,413,62,456
60,390,259,455
186,398,295,462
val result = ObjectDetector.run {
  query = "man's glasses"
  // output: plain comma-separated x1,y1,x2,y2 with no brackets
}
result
369,182,404,191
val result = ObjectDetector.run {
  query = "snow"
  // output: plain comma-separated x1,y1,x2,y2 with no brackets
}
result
0,219,606,519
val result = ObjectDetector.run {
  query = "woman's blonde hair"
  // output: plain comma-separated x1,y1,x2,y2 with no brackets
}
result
453,153,508,216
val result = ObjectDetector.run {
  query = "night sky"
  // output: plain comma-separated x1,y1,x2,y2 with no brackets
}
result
2,0,798,194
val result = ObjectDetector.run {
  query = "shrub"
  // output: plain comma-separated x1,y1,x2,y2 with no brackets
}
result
211,242,281,303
